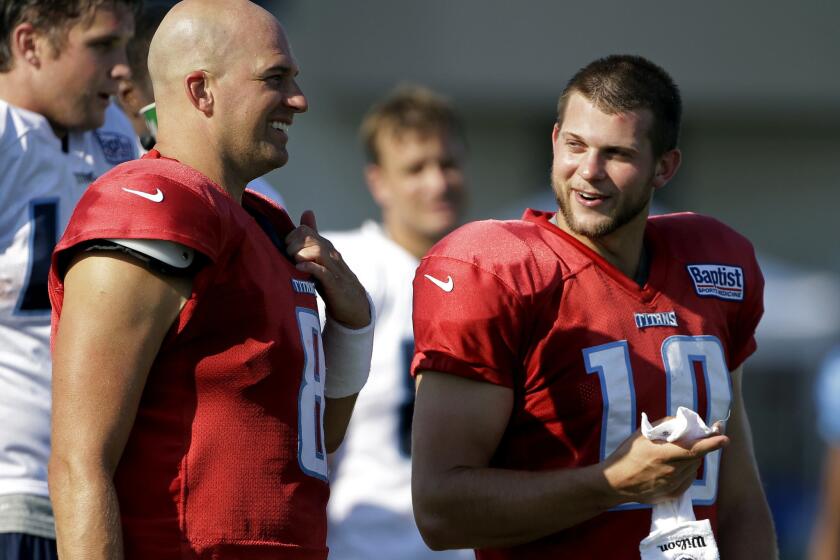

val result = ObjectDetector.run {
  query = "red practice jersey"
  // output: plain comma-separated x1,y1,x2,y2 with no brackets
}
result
49,151,330,559
411,209,764,559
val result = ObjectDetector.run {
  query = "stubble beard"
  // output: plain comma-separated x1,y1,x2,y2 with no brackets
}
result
552,176,654,239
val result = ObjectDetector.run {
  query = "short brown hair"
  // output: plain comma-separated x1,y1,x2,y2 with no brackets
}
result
125,1,172,86
0,0,143,72
360,84,465,164
556,55,682,157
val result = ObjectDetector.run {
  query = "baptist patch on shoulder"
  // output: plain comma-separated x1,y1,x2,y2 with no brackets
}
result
291,278,317,296
686,264,744,301
95,131,135,164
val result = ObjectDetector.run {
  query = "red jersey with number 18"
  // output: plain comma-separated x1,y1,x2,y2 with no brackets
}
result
411,209,764,559
49,151,329,559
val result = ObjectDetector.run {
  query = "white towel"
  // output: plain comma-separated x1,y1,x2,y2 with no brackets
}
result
638,407,721,560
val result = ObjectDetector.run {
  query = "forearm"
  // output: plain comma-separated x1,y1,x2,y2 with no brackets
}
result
717,491,777,559
717,366,778,559
324,394,358,453
413,462,618,550
320,296,373,453
411,371,716,550
50,460,124,560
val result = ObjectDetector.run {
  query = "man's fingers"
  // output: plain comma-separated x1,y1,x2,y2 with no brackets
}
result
649,415,675,427
666,473,697,500
687,434,729,457
285,222,333,266
285,228,314,254
295,260,327,280
287,238,320,263
300,210,318,232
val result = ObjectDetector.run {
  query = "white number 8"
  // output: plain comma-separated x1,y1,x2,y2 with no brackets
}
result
296,307,328,480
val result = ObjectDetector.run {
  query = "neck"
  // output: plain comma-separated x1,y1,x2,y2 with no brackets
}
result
552,212,649,280
155,139,247,204
382,219,439,260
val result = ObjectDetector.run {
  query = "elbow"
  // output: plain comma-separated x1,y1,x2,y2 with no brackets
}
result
323,394,358,453
47,448,112,503
412,482,466,551
324,434,344,455
48,451,84,502
324,415,353,453
414,510,456,551
47,454,69,500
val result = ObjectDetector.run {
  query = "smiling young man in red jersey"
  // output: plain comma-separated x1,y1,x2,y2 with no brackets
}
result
410,55,777,559
0,2,138,558
47,1,373,559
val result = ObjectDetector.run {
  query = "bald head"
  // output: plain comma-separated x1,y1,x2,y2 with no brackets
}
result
148,0,281,101
145,0,306,196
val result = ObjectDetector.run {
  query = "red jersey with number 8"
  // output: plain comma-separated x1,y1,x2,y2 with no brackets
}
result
49,151,329,559
411,209,763,559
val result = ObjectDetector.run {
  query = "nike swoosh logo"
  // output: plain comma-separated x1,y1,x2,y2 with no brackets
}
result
122,187,164,203
424,274,453,292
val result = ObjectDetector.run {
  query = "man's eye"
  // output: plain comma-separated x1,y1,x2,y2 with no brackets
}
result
91,40,117,51
607,149,633,160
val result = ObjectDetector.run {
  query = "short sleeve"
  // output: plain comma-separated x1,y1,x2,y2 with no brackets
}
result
53,166,227,279
729,243,765,370
411,255,524,388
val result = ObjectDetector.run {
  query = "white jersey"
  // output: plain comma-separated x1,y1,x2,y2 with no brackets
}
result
324,221,470,560
0,100,138,501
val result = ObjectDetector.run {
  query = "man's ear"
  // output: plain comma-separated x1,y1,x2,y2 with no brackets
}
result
653,148,682,190
115,80,152,138
365,163,391,208
117,80,139,114
12,23,43,68
184,71,213,116
551,122,562,157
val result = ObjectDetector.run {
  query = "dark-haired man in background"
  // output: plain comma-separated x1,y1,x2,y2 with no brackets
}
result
0,1,138,557
114,0,171,151
411,55,777,558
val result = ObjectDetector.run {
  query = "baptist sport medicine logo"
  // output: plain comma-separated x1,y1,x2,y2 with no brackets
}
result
686,264,744,301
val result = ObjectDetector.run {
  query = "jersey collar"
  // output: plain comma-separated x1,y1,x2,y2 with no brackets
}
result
523,208,668,302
